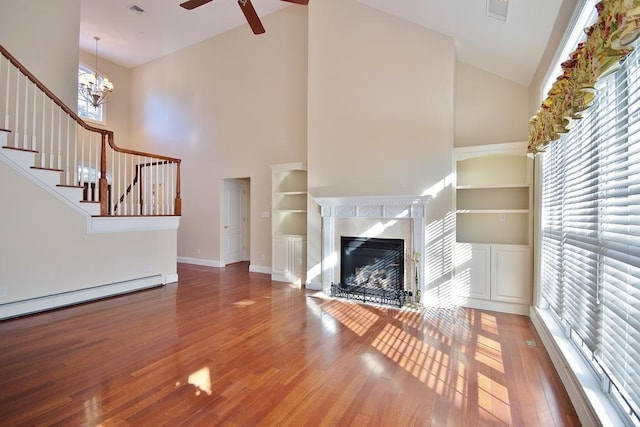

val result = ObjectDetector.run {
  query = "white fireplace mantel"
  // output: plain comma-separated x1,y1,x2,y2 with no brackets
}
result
314,195,431,219
312,195,431,297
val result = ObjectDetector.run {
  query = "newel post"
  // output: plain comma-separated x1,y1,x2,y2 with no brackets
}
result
175,161,182,216
99,133,109,216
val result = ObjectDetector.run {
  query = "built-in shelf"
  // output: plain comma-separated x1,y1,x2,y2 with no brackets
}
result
453,142,533,315
455,144,531,246
275,191,307,196
457,186,528,212
271,162,307,285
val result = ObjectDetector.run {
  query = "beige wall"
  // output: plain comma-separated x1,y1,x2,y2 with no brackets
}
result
79,50,131,144
0,0,80,108
0,160,177,304
306,0,456,300
529,0,579,112
455,61,529,147
308,0,454,197
0,0,131,148
128,8,308,268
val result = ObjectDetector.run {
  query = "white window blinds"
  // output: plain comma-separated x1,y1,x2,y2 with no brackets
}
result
541,43,640,423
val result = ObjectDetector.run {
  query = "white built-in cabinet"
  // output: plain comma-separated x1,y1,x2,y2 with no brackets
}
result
272,234,306,284
271,162,307,285
453,142,532,315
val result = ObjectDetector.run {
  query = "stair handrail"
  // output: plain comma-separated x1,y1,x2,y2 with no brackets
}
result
0,44,181,215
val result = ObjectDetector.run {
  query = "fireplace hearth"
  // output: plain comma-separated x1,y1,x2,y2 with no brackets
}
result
331,236,406,307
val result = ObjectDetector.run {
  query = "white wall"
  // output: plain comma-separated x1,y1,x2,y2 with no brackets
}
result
455,61,529,147
128,8,308,269
0,160,177,305
306,0,456,302
529,0,579,113
78,50,131,144
0,0,80,108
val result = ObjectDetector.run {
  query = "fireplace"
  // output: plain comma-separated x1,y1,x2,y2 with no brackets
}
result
312,195,430,306
331,236,405,307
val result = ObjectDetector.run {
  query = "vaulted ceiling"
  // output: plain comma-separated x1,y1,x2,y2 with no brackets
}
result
80,0,564,86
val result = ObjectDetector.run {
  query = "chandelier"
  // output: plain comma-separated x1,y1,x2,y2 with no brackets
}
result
78,36,113,108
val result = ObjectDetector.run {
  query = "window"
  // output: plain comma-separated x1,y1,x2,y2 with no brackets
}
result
540,43,640,425
77,64,105,123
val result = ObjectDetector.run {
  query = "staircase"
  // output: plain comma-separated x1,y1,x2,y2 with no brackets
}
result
1,129,100,216
0,44,181,219
0,45,181,319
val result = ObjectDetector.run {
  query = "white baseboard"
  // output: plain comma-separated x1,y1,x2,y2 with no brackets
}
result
0,275,164,320
249,264,271,274
177,257,224,268
164,273,179,284
305,280,323,291
271,273,292,283
530,307,625,427
455,297,530,316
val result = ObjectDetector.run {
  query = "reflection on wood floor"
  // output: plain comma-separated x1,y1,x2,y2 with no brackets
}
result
0,262,579,426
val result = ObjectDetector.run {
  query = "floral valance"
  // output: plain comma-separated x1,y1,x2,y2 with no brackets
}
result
528,0,640,155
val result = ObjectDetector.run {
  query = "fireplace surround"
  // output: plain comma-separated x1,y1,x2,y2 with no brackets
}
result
314,195,430,306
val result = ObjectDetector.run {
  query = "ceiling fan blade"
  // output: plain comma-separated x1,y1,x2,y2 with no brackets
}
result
281,0,309,4
238,0,265,35
180,0,213,10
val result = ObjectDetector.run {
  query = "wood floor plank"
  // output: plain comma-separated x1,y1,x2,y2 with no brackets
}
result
0,262,580,426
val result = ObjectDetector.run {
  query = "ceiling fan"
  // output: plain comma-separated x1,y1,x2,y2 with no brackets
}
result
180,0,309,35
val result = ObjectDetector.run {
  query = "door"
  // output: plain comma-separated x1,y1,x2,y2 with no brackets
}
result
291,236,306,285
223,179,247,265
491,245,531,304
468,244,491,299
454,243,490,301
272,235,290,277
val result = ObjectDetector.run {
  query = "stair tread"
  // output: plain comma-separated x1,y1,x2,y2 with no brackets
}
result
80,200,100,204
57,184,84,189
2,146,38,153
31,166,63,172
0,128,10,132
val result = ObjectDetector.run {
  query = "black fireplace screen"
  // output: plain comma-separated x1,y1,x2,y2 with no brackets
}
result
331,236,405,307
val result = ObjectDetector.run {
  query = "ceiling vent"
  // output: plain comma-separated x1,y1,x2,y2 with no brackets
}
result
487,0,509,22
128,4,145,14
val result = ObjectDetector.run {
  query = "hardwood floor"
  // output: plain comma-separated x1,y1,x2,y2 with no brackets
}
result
0,263,579,426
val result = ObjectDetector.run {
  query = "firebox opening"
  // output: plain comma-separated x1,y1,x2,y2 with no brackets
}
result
331,236,406,307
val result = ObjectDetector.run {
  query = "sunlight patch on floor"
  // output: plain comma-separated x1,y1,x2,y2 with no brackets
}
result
480,312,499,335
320,301,379,336
475,335,505,374
372,323,451,395
477,371,512,425
175,367,213,396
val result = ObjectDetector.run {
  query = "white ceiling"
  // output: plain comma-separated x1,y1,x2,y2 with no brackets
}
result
80,0,564,86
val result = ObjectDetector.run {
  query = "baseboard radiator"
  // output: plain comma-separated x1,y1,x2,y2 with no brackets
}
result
0,275,164,320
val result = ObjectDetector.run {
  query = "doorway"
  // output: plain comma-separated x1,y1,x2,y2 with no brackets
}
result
222,178,250,265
